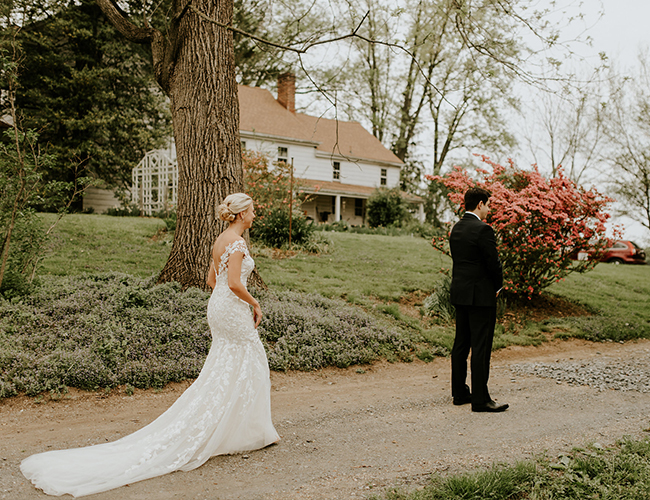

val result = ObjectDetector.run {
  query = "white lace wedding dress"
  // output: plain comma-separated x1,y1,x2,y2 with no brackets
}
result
21,240,279,497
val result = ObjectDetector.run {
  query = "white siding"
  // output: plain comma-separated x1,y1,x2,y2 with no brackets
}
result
243,138,315,175
242,135,401,188
83,187,121,214
338,161,400,189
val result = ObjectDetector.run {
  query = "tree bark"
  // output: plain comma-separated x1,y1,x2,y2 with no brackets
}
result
95,0,266,291
156,0,243,289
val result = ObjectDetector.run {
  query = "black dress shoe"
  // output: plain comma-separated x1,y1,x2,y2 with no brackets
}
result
453,395,472,406
472,400,509,412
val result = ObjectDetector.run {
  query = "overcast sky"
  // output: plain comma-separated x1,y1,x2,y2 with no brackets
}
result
589,0,650,68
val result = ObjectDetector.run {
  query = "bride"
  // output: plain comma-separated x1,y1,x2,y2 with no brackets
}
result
21,193,280,497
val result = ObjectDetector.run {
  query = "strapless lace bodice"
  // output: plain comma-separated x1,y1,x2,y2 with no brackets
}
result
21,239,278,497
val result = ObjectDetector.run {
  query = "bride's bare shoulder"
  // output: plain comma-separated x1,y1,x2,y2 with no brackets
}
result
212,233,246,261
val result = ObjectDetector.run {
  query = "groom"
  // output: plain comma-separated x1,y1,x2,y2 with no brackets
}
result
449,187,508,413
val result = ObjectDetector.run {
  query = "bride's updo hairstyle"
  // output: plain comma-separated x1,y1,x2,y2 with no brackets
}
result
218,193,253,223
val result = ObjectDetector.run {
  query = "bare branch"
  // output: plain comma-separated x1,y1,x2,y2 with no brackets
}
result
189,5,446,101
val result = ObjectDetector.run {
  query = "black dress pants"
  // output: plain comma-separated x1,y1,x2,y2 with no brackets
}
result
451,304,497,405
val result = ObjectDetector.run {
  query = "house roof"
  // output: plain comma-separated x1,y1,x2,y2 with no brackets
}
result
0,114,13,129
238,85,311,144
238,85,403,167
300,179,424,204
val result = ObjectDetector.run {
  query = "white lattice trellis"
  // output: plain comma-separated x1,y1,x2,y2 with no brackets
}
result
132,147,178,216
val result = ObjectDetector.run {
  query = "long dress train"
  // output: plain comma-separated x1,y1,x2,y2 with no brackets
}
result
21,240,279,497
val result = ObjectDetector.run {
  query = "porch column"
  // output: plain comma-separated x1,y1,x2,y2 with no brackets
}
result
334,195,341,222
418,202,425,223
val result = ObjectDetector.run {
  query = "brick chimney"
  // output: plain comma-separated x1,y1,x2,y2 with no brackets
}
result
277,72,295,113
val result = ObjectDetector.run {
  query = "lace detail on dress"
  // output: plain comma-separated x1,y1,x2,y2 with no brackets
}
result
215,239,254,292
20,237,278,498
217,239,249,276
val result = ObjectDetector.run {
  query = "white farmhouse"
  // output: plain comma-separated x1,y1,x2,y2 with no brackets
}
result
239,74,423,225
84,74,424,224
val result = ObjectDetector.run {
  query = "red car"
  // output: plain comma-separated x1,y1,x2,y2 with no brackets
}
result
599,240,647,264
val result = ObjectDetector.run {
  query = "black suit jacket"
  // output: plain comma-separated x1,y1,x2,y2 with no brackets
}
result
449,213,503,307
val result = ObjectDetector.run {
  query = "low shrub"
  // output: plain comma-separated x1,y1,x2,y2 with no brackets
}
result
0,274,417,397
423,274,455,323
256,290,414,371
153,209,177,232
299,231,333,254
0,209,45,299
105,203,141,217
317,220,350,232
366,187,409,228
250,207,315,249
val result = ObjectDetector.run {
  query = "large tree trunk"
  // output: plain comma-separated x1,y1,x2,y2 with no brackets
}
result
95,0,266,290
156,0,242,288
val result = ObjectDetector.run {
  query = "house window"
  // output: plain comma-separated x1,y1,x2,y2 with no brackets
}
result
380,168,387,186
278,146,288,163
333,161,341,181
355,198,363,217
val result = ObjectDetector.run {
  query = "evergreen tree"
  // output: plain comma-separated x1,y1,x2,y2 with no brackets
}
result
13,0,171,190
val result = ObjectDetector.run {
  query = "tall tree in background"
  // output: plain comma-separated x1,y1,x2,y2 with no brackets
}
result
233,0,326,86
7,0,171,193
336,0,396,142
604,54,650,233
519,65,609,183
327,0,559,224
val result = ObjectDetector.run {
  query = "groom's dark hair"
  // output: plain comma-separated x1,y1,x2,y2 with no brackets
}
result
464,187,491,211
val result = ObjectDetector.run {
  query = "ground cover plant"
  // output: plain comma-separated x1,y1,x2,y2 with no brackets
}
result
376,437,650,500
0,273,421,397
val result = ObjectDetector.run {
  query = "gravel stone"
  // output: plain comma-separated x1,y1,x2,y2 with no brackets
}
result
510,356,650,392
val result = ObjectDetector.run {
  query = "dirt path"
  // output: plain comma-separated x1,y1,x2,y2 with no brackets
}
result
2,339,650,500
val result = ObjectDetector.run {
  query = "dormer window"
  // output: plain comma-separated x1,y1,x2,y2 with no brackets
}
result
380,168,387,186
333,161,341,181
278,146,288,163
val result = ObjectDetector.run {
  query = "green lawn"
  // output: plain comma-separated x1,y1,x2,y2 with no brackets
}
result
38,213,171,278
38,217,449,300
549,262,650,323
254,232,450,300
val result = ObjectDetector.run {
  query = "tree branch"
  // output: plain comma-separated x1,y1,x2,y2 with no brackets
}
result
94,0,157,43
188,5,446,101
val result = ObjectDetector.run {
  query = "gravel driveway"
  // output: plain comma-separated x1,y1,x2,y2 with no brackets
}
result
2,338,649,500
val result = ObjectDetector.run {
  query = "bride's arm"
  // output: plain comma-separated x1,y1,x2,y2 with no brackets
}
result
227,252,262,327
206,261,216,290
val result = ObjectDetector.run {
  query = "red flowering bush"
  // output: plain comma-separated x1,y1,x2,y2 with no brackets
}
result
426,156,618,299
242,150,315,247
243,150,302,213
